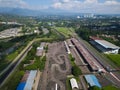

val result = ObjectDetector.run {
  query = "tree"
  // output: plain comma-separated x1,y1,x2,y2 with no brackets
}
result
72,65,82,76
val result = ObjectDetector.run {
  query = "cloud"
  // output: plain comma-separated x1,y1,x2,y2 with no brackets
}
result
62,0,71,3
0,0,28,8
84,0,98,4
104,0,119,5
52,0,120,14
0,0,120,14
53,2,62,9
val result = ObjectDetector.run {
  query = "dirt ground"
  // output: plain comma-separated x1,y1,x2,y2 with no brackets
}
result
38,41,72,90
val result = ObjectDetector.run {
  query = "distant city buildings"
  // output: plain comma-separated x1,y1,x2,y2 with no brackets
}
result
77,13,95,18
77,16,80,19
83,13,94,18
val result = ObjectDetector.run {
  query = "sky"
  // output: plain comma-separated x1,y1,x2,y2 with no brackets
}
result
0,0,120,14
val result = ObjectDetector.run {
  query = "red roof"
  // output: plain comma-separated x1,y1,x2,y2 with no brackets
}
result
90,36,102,40
21,71,30,82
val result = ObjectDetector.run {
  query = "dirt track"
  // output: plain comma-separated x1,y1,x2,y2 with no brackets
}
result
38,42,71,90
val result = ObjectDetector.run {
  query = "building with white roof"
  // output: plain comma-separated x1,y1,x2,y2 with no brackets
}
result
90,37,120,54
70,78,79,90
36,43,45,56
24,70,37,90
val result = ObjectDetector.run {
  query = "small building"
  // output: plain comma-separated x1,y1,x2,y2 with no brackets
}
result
70,78,79,90
84,75,101,88
64,41,71,54
36,43,45,56
90,36,120,54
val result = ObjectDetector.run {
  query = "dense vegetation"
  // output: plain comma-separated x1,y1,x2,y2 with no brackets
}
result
0,70,25,90
72,65,82,77
69,54,82,76
0,34,36,72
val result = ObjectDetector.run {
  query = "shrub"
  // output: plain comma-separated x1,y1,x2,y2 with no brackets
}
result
72,65,82,77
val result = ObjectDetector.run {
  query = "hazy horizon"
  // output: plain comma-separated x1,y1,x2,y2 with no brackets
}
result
0,0,120,14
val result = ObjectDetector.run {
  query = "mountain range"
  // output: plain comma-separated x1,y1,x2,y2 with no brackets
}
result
0,7,74,16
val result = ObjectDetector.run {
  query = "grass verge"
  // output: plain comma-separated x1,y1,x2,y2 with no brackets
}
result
106,54,120,67
102,85,120,90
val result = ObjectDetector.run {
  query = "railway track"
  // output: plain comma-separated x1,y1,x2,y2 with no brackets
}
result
0,42,32,87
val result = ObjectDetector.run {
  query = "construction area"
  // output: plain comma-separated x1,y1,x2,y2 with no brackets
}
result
38,42,72,90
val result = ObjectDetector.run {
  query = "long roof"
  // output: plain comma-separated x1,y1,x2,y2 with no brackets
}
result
95,40,120,49
84,75,101,88
70,78,79,89
71,38,101,71
24,70,37,90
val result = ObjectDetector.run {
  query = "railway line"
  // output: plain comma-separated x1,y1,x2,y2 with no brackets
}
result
71,38,105,72
0,41,33,87
74,37,120,87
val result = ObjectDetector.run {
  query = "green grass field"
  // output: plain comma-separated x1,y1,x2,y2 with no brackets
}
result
6,46,25,61
55,27,73,38
66,78,72,90
103,85,119,90
6,51,19,61
106,54,120,67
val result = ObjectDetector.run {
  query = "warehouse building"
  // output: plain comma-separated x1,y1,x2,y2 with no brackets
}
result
90,37,120,54
70,78,79,90
84,74,101,88
17,70,40,90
